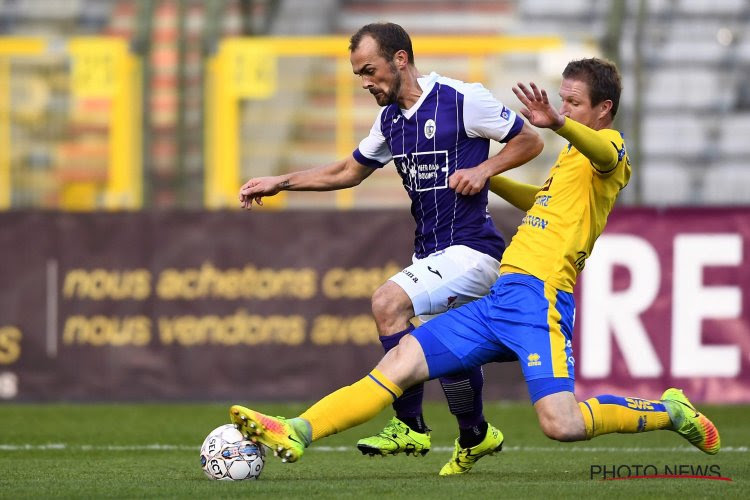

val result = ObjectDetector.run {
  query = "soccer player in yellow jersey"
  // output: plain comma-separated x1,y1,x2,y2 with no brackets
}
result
230,58,720,469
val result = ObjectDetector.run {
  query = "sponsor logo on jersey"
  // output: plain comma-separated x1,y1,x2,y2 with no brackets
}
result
393,151,450,192
521,214,548,229
534,195,551,207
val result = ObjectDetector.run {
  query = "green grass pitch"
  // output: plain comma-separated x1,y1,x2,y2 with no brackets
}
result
1,402,748,498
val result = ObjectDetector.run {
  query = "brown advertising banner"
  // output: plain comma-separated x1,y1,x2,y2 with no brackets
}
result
0,208,748,403
574,207,750,403
0,209,525,402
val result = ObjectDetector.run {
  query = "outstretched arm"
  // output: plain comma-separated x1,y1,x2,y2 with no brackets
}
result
239,155,376,209
488,176,540,212
554,119,618,170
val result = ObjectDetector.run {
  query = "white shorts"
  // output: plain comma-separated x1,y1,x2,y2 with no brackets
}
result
389,245,501,323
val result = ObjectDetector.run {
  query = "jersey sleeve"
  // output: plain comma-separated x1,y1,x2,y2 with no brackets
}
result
594,129,628,175
353,108,391,168
462,83,524,143
556,118,625,175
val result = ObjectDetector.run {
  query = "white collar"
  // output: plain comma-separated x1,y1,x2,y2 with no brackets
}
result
400,72,440,119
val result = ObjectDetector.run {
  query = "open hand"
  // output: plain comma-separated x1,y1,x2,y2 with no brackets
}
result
512,82,565,130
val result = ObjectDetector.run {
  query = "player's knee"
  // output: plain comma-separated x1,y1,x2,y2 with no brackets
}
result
371,288,394,329
370,286,390,318
378,352,410,388
371,285,410,331
376,340,428,389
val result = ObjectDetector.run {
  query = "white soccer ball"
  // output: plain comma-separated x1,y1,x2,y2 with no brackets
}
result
200,424,265,481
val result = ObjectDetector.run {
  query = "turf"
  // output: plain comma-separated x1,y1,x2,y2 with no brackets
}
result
1,402,748,498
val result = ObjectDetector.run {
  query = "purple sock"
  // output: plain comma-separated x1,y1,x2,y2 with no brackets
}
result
379,325,425,423
378,324,415,351
439,366,485,429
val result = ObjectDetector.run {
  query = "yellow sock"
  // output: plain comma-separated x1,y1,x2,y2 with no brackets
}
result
578,395,672,439
300,369,403,441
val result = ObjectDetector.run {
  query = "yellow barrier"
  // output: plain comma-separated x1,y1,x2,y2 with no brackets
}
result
0,37,141,210
204,35,563,210
0,38,46,210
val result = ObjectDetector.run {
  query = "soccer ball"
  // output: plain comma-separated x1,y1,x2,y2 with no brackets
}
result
200,424,265,480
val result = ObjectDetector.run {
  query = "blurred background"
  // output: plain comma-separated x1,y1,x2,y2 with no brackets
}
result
0,0,748,404
2,0,750,210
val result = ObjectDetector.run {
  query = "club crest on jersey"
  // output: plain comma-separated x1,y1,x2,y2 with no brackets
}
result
424,119,436,139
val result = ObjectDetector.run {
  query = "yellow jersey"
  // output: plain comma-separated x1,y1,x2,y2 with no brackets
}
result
500,118,631,292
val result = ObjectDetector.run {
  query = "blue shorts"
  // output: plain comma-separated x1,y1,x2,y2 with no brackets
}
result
412,273,576,403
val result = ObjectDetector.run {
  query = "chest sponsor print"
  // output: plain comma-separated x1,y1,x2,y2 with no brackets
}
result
393,151,450,192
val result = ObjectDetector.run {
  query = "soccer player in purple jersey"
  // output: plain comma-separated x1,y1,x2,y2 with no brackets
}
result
239,22,543,474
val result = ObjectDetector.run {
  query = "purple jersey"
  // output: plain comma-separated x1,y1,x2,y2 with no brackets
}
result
353,73,524,261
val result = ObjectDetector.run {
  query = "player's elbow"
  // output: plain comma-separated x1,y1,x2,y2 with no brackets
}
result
348,174,366,187
527,127,544,158
330,173,363,190
339,161,372,188
597,157,618,173
510,125,544,162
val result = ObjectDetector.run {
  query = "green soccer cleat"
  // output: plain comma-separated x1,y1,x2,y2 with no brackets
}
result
356,417,431,457
439,423,504,476
661,388,720,455
230,405,306,463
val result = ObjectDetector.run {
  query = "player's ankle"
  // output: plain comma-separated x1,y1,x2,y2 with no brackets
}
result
289,417,313,447
660,399,681,431
458,420,488,448
398,414,429,434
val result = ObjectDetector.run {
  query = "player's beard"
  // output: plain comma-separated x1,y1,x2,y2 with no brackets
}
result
372,63,401,106
384,64,401,105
